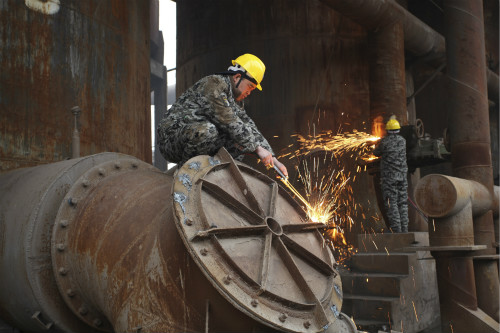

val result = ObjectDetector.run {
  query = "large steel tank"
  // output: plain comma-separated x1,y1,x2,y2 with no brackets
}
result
0,0,151,172
0,150,355,332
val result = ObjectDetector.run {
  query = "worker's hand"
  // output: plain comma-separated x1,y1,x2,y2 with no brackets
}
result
255,146,274,167
273,157,288,178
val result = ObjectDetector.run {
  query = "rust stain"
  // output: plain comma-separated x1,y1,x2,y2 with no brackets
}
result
1,0,151,173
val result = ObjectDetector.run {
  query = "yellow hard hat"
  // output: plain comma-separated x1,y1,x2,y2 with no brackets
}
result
386,118,401,130
232,54,265,91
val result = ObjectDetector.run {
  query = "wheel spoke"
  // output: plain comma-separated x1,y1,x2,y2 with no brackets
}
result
191,225,267,241
202,180,263,224
258,232,273,292
281,234,334,275
282,222,328,233
215,148,264,216
274,237,330,326
268,182,278,217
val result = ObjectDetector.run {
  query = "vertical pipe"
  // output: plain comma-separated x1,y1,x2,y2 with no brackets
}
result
443,1,499,328
474,258,500,322
368,22,407,126
368,22,408,231
443,0,496,253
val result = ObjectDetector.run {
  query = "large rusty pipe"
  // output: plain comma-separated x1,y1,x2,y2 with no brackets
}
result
318,0,499,102
414,174,493,219
0,154,279,332
0,153,133,332
368,22,407,123
443,0,496,256
0,152,352,333
414,174,495,247
51,161,272,333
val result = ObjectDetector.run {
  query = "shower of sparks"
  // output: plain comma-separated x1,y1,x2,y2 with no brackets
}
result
289,130,381,162
279,129,383,264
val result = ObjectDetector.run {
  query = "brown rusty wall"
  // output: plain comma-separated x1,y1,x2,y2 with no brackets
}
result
0,0,151,172
177,0,379,241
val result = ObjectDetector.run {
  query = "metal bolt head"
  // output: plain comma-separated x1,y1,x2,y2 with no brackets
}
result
303,321,311,329
78,306,88,315
279,313,287,322
131,162,138,168
185,219,193,226
98,168,106,176
57,243,66,251
251,299,259,307
114,162,121,169
60,220,69,228
68,197,77,206
223,275,232,285
67,289,76,297
82,179,90,188
200,248,208,256
71,106,81,115
93,318,102,327
59,267,68,276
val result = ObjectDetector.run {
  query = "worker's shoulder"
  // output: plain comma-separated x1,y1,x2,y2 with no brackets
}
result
203,74,229,88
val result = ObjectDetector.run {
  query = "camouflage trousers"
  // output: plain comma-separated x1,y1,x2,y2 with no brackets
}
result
157,120,245,165
380,176,409,233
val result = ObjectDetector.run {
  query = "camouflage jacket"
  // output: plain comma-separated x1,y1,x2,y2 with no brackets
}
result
162,74,274,155
373,133,408,179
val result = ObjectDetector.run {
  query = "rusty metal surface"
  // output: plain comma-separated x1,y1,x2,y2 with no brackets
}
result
434,256,477,310
172,149,344,333
320,0,445,58
0,153,129,333
52,158,159,331
414,174,493,218
444,0,492,181
0,0,151,172
474,258,500,322
319,0,499,103
368,21,407,126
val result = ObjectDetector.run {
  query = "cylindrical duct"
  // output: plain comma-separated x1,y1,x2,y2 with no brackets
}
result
414,174,496,247
444,0,495,256
0,153,134,332
414,174,493,218
0,0,151,172
0,152,351,333
444,0,492,189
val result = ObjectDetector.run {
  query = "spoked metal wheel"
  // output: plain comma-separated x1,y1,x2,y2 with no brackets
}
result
172,148,343,333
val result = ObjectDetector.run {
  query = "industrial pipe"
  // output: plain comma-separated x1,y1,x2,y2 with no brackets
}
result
0,151,355,333
414,174,493,219
319,0,499,102
415,174,500,332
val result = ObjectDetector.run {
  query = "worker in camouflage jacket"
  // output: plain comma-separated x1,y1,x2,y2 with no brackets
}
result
373,117,409,233
157,53,288,177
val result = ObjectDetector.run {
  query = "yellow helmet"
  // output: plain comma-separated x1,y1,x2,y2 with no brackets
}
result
386,118,401,130
232,54,266,91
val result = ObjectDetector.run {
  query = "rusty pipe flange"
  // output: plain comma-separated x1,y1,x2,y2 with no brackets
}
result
172,148,342,333
51,157,156,332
